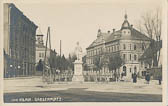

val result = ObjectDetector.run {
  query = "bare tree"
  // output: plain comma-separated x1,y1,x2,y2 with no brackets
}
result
136,8,162,67
136,8,161,41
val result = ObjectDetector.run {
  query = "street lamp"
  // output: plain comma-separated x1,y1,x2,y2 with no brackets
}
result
9,65,13,78
18,65,21,77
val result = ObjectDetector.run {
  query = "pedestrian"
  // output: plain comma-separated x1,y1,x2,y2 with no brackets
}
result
145,72,150,84
158,75,162,85
132,72,137,83
121,72,124,80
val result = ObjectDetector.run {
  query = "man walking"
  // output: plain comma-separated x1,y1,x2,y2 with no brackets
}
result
132,72,137,83
145,72,150,84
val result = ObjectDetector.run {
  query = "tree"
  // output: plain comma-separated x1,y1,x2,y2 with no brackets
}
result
136,9,161,40
61,54,68,70
82,55,89,71
93,56,103,71
67,53,77,71
108,54,123,72
136,9,162,67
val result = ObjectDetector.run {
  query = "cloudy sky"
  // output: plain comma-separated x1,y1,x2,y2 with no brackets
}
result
11,0,161,57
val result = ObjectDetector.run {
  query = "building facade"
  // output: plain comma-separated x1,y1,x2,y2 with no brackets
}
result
35,28,57,75
4,3,37,78
85,14,151,81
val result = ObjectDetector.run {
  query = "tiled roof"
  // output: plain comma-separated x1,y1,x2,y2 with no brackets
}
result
106,28,151,43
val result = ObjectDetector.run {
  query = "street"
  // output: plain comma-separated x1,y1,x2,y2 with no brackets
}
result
3,77,162,102
4,88,161,102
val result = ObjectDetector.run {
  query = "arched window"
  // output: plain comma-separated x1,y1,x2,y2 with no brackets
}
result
123,66,127,76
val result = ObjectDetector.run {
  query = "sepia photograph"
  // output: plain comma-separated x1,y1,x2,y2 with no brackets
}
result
2,0,164,104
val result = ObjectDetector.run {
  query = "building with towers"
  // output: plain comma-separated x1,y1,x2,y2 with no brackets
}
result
85,14,152,81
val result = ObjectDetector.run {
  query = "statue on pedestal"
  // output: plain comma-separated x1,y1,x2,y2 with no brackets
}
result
75,42,82,61
72,42,84,82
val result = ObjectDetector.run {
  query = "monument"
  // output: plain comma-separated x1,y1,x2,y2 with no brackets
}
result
72,42,84,82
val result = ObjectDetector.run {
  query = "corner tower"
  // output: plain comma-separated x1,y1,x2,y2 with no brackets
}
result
121,13,131,36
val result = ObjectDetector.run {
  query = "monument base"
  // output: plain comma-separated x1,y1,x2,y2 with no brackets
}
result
72,60,84,82
72,75,84,82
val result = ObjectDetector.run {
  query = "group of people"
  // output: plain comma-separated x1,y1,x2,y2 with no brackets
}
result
132,72,156,84
132,72,151,84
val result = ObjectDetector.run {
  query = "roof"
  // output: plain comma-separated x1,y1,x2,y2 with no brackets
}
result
36,27,43,36
86,32,111,49
87,14,151,50
87,28,151,49
106,28,151,43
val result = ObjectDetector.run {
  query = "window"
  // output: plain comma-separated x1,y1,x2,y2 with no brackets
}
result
134,66,137,73
123,44,126,50
142,71,146,76
123,54,126,60
130,44,131,50
112,46,114,52
134,55,137,61
130,54,131,61
142,44,145,51
42,53,44,58
117,45,119,51
134,45,136,50
39,53,41,57
114,46,116,51
130,68,132,73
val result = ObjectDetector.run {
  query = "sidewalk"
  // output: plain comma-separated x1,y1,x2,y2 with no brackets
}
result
3,77,162,95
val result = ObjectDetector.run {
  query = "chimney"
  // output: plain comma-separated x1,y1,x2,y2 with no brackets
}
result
97,29,101,37
113,29,115,33
107,30,110,34
98,29,101,33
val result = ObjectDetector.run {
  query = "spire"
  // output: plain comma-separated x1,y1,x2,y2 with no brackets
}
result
124,13,127,20
121,12,130,30
124,9,128,20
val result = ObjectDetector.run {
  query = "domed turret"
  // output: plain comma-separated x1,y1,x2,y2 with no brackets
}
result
121,13,131,36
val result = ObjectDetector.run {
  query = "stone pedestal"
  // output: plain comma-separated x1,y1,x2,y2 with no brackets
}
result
72,60,84,82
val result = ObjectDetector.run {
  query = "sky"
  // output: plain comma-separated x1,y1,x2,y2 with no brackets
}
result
12,0,161,57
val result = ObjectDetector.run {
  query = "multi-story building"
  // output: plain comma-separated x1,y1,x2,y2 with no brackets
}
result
35,28,57,75
85,14,151,81
3,3,37,78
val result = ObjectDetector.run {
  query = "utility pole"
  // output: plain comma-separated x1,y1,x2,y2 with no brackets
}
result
43,27,52,84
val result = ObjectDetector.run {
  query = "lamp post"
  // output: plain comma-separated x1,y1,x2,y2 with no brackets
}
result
9,64,13,78
18,65,21,77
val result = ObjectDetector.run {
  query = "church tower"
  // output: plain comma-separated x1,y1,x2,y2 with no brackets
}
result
36,27,44,45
